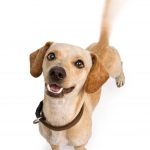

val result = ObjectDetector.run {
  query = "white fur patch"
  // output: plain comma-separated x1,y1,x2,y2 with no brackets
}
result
49,131,68,145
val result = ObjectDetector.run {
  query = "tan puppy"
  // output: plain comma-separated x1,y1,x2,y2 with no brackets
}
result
29,0,125,150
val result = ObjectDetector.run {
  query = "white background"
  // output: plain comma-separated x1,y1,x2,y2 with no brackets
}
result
0,0,150,150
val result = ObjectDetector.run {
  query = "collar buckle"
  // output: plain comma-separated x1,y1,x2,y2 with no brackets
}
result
33,116,43,124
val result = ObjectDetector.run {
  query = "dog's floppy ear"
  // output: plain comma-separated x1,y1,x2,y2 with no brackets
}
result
85,53,109,93
29,42,53,77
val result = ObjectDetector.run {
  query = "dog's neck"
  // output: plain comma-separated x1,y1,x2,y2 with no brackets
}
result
43,91,85,127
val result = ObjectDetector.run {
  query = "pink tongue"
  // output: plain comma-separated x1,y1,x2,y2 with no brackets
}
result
50,84,61,92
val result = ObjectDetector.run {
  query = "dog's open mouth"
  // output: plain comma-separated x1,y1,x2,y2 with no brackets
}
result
45,83,75,98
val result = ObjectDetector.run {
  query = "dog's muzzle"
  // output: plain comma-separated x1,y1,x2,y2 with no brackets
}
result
49,66,66,82
46,66,75,98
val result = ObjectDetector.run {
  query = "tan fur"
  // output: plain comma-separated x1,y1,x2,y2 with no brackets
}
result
30,43,104,149
30,42,53,77
84,53,109,93
29,0,125,150
87,44,125,87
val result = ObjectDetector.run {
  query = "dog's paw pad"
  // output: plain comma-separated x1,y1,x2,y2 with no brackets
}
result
115,74,125,88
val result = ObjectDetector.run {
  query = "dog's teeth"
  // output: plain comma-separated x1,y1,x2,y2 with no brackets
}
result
47,84,63,94
47,84,51,91
55,88,63,94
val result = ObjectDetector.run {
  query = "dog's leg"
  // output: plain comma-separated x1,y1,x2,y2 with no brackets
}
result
115,62,125,87
74,145,86,150
103,47,125,88
51,144,59,150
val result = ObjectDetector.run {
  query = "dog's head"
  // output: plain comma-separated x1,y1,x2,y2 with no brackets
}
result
30,42,109,98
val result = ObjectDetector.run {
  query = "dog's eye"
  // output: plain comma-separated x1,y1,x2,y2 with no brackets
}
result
74,60,84,69
47,53,56,61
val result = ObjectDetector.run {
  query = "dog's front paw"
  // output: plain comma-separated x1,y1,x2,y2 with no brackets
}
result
115,72,125,88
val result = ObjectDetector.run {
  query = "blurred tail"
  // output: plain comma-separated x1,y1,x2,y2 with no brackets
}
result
98,0,124,48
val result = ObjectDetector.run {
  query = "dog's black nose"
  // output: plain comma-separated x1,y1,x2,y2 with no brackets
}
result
49,66,66,82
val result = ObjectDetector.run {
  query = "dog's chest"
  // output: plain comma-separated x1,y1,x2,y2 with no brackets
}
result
49,130,68,145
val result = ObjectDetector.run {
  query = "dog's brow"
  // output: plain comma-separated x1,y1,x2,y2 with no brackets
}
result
73,56,84,61
48,49,62,57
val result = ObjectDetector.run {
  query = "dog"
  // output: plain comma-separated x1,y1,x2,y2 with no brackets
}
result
29,0,125,150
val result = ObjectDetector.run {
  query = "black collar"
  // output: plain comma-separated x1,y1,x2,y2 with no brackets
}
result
33,101,84,131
